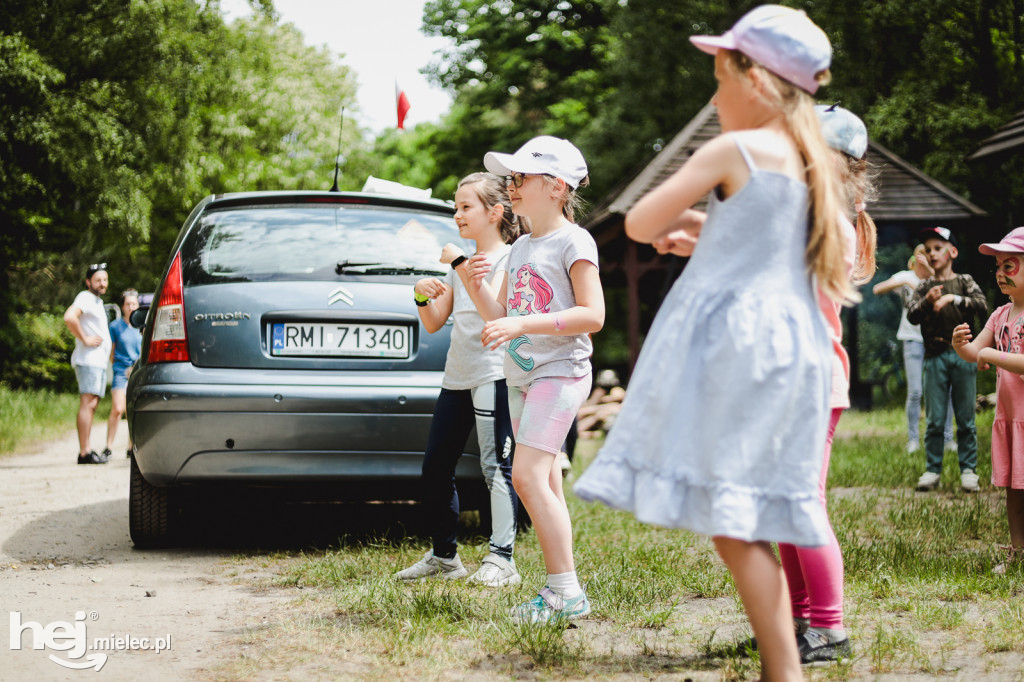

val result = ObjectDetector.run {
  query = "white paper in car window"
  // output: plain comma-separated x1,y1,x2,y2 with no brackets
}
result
396,219,442,253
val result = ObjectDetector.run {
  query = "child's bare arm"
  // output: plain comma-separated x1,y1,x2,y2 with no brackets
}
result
979,342,1024,375
460,254,507,322
953,324,995,369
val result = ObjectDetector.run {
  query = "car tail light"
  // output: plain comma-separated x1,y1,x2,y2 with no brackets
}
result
148,252,190,363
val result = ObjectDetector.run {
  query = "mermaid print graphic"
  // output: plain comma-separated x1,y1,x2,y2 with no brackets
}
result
507,263,554,371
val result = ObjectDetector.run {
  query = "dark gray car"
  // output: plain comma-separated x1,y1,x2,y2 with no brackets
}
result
126,189,487,547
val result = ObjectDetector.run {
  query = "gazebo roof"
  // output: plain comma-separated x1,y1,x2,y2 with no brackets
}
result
967,109,1024,161
587,102,986,231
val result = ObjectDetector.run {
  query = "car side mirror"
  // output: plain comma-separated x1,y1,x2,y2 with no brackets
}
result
129,306,150,329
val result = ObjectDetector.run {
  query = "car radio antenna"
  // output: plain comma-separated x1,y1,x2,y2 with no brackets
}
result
329,108,345,192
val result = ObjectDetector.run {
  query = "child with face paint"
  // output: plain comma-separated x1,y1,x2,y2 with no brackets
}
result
952,226,1024,573
906,227,987,492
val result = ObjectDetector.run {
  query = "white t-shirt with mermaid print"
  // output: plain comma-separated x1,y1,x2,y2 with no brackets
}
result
503,224,598,387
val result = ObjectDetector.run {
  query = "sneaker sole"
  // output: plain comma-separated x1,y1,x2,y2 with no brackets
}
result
468,573,522,587
395,568,469,581
801,642,853,664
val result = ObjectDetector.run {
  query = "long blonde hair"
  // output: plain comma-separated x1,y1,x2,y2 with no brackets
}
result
840,154,878,285
724,50,857,304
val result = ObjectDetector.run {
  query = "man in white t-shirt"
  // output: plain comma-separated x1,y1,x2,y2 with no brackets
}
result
63,263,113,464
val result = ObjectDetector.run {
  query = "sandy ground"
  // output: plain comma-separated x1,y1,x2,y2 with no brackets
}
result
0,423,292,681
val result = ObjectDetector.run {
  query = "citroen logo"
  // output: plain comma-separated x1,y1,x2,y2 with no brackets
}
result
328,286,354,306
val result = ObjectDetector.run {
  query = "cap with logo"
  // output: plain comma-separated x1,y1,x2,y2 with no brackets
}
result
919,226,958,249
483,136,589,190
979,226,1024,256
689,4,831,95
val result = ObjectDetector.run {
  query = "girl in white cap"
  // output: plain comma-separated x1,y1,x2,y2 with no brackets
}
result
461,135,604,622
574,5,845,678
952,226,1024,575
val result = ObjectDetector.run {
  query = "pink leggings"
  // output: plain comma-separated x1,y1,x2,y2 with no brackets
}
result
777,408,844,630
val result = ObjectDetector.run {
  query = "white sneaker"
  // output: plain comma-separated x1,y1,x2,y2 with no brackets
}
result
558,451,572,477
467,553,521,587
907,441,920,454
916,471,941,491
945,440,958,453
961,469,980,492
394,551,468,581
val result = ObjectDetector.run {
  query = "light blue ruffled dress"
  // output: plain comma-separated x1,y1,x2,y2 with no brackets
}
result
574,135,833,547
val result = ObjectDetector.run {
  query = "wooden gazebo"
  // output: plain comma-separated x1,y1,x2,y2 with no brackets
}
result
585,102,987,399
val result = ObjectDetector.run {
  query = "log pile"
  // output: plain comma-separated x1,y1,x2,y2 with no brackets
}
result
577,370,624,439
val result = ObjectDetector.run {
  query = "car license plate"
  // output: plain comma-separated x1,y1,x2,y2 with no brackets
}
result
271,323,410,358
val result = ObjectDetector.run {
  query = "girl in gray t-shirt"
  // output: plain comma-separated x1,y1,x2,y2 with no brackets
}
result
465,136,605,623
395,173,525,588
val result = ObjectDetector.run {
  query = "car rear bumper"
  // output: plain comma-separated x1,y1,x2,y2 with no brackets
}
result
127,365,482,489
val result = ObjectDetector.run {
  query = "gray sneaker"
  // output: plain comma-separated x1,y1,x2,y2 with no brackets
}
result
961,469,980,492
916,471,941,491
468,553,521,587
394,551,468,581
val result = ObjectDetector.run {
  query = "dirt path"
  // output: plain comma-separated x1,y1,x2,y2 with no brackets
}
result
0,424,291,681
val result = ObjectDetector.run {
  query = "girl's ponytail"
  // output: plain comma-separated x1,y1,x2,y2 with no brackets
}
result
847,156,878,285
788,102,858,304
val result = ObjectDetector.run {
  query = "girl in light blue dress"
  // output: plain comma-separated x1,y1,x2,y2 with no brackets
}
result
574,6,850,678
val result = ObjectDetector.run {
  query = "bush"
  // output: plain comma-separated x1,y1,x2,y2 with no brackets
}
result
2,312,76,391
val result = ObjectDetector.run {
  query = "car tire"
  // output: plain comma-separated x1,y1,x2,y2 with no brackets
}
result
129,456,180,548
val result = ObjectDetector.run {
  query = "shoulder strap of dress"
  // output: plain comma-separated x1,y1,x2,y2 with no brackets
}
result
730,133,757,171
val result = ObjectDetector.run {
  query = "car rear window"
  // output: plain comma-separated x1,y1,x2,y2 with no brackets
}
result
180,203,468,284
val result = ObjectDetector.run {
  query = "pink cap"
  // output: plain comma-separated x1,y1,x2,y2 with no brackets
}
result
979,226,1024,256
689,5,831,94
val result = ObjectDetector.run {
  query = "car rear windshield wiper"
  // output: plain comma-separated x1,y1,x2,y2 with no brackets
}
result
336,260,383,274
361,266,446,276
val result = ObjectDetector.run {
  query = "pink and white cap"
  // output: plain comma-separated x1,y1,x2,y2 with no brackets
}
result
979,226,1024,256
689,4,831,94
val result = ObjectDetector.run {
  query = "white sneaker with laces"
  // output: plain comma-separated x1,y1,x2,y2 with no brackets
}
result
961,469,980,492
467,553,521,587
916,471,941,491
394,551,468,581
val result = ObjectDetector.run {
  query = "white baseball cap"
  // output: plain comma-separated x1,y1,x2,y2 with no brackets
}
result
483,136,589,190
689,5,831,95
815,104,868,159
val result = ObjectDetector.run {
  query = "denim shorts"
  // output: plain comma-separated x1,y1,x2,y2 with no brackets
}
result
111,370,130,390
74,365,107,398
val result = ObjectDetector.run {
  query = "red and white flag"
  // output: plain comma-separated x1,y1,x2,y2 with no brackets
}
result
396,80,411,129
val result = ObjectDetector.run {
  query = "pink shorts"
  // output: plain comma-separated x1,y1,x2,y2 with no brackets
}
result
508,374,591,455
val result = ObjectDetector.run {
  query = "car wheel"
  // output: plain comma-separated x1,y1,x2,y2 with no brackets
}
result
129,456,180,548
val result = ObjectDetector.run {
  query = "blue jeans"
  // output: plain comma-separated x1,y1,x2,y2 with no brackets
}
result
421,380,517,560
903,340,953,446
922,349,977,473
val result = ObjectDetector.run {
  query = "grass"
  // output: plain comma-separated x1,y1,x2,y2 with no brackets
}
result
0,385,110,454
100,404,1024,677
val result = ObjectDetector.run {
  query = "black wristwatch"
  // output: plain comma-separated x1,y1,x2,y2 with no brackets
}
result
450,255,467,269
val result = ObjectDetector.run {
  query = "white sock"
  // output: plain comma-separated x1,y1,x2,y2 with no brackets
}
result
547,571,582,600
808,626,846,642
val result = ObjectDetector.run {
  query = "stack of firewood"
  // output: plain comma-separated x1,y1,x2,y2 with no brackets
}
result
577,370,624,439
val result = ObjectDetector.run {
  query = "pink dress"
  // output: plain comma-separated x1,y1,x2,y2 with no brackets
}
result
985,302,1024,489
